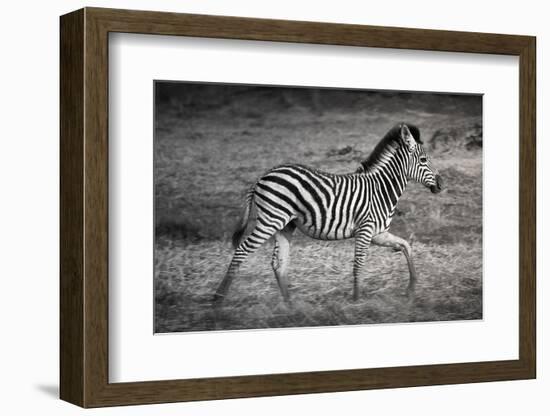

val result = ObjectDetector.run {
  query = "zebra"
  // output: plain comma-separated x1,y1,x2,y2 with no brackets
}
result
213,122,444,303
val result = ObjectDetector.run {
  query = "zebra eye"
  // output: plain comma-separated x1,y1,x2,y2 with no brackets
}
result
419,156,428,164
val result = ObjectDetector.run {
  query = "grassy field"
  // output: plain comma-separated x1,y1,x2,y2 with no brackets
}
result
154,86,482,333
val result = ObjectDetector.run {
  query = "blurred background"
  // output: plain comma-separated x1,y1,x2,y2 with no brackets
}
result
154,82,482,332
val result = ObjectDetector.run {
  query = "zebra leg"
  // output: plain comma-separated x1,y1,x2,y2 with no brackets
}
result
213,222,283,303
271,223,296,303
372,231,417,295
353,226,374,301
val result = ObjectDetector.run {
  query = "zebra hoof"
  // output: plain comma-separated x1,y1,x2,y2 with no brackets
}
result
212,293,225,304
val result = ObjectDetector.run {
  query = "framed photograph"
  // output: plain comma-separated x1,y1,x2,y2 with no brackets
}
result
60,7,536,408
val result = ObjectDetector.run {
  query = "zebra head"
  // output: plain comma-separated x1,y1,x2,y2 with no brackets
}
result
401,125,444,194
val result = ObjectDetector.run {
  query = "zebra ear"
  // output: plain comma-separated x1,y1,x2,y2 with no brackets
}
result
400,123,417,152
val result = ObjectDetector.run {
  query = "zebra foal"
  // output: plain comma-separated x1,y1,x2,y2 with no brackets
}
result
214,122,444,303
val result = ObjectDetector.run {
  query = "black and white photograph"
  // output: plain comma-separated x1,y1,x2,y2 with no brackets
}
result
154,82,483,333
3,0,544,412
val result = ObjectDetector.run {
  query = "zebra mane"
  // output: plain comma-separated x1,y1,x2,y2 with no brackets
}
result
356,123,422,173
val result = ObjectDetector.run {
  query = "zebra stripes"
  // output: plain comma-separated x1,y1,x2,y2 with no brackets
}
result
257,164,362,240
214,123,443,303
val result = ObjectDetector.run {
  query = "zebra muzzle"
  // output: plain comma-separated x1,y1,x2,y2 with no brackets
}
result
430,174,444,194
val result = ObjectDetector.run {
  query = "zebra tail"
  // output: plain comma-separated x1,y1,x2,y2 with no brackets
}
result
231,188,255,248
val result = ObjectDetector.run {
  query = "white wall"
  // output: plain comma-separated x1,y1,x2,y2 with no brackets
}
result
0,0,545,414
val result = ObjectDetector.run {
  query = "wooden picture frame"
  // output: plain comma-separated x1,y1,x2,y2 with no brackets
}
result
60,7,536,408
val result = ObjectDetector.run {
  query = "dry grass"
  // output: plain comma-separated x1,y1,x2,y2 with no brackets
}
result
155,239,481,332
154,88,482,332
